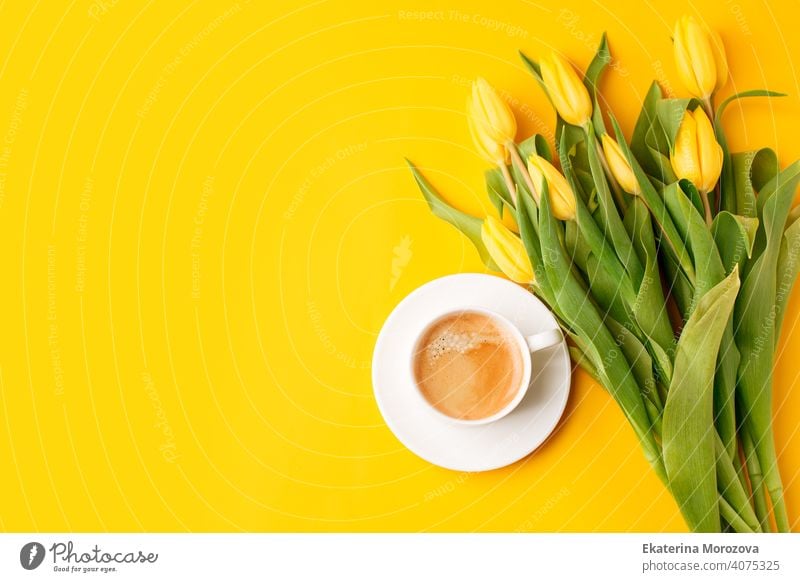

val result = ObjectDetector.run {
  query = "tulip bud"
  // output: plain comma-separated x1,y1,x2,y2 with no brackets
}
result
468,113,507,165
527,155,577,220
481,216,535,285
540,51,593,127
673,15,728,99
467,78,517,164
670,107,723,194
601,134,640,195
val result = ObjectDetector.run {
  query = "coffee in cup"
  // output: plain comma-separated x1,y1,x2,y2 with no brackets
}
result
411,309,527,421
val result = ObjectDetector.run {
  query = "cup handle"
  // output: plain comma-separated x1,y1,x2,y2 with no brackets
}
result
525,328,563,353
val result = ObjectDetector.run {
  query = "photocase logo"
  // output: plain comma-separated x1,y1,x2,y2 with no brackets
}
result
20,542,45,570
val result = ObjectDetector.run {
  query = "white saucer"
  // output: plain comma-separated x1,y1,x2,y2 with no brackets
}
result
372,273,572,472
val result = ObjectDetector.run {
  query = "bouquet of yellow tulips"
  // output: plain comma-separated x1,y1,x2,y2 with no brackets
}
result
408,16,800,533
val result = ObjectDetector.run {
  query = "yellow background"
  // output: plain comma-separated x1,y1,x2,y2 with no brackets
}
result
0,0,798,532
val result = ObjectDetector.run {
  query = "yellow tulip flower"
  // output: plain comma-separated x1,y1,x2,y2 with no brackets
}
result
467,112,507,165
601,134,640,195
670,107,723,194
481,215,535,285
673,15,728,99
527,154,577,220
540,51,592,127
467,78,517,164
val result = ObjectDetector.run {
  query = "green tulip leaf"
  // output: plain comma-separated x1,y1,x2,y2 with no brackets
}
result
558,125,586,198
775,208,800,343
661,181,739,459
583,32,611,137
568,346,600,382
716,131,735,213
582,251,636,326
537,178,663,478
557,123,636,307
518,133,553,163
407,160,498,270
624,196,676,360
605,316,662,415
558,123,591,187
663,268,741,533
519,50,542,82
656,98,693,151
585,124,644,285
632,82,673,181
576,170,598,211
734,159,800,532
485,168,514,218
711,211,758,274
584,32,610,93
564,219,590,271
608,113,696,287
713,91,783,213
519,50,551,110
515,189,550,303
664,181,725,306
732,148,778,219
714,432,761,532
715,90,786,125
647,145,677,185
567,333,604,383
678,179,705,218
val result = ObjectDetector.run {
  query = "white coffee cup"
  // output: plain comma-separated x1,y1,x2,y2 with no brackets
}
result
409,306,563,426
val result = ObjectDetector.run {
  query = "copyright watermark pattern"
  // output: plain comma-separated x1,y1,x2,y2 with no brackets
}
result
397,9,529,39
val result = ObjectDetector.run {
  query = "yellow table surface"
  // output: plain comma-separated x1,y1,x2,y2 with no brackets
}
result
0,0,798,532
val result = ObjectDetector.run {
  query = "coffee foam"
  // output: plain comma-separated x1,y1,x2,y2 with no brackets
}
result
424,329,504,361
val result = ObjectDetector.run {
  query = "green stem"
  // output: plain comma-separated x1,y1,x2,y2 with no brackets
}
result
700,190,713,226
719,497,757,534
507,141,537,200
756,434,790,532
499,162,518,206
656,381,669,412
742,428,769,531
650,417,760,533
713,181,722,215
731,444,751,520
714,322,738,462
714,432,761,533
648,402,663,436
